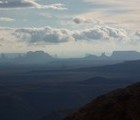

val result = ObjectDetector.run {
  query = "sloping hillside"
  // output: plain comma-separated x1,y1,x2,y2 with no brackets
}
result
64,82,140,120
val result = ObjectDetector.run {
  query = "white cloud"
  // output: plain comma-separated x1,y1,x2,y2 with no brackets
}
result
0,26,137,45
0,0,42,8
0,0,67,10
14,27,73,44
0,17,15,22
84,0,140,9
45,3,67,10
73,26,128,42
82,0,140,30
13,26,130,44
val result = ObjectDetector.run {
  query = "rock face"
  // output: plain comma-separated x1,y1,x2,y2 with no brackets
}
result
64,82,140,120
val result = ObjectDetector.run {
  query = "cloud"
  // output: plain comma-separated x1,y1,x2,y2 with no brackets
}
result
0,0,67,10
135,31,140,37
0,0,42,8
73,26,127,42
73,17,93,24
134,31,140,41
82,0,140,30
13,26,129,44
0,26,139,48
14,27,73,44
84,0,140,9
0,17,15,22
45,3,67,10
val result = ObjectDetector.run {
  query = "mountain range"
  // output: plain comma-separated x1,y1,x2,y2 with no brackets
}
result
0,50,140,68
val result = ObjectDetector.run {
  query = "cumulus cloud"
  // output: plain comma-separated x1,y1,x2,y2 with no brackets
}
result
0,17,15,22
14,26,129,44
73,26,127,41
0,26,138,46
14,27,73,44
0,0,67,10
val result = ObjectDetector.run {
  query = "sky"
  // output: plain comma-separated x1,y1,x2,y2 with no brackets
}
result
0,0,140,57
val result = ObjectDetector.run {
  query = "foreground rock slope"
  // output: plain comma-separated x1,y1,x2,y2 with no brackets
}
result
64,82,140,120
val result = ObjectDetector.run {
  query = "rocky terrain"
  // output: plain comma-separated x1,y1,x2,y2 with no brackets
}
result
64,82,140,120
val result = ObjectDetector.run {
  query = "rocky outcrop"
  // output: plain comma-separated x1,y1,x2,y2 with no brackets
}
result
64,82,140,120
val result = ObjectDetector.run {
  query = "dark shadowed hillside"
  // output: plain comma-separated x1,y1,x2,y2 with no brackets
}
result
77,77,118,84
64,82,140,120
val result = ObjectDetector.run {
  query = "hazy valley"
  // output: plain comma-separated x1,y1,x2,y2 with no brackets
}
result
0,51,140,120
